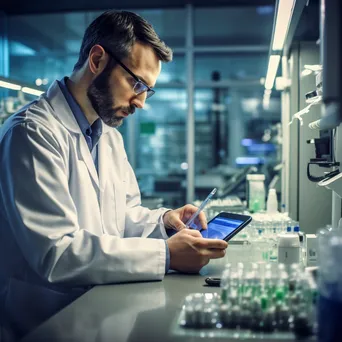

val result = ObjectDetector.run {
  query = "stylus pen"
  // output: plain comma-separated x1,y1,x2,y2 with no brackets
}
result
185,188,217,228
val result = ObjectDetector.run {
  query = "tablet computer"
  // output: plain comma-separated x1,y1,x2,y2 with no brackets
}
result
200,212,252,241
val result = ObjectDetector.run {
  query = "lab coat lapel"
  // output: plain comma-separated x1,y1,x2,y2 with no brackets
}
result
77,135,100,191
46,81,100,191
98,138,112,192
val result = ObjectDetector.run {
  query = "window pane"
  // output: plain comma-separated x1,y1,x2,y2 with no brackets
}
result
8,12,86,85
195,54,267,81
157,55,186,85
8,9,185,86
133,9,186,47
194,6,274,46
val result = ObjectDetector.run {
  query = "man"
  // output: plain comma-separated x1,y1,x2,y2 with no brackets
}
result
0,10,227,337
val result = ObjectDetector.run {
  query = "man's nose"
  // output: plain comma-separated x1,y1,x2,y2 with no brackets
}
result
131,92,147,109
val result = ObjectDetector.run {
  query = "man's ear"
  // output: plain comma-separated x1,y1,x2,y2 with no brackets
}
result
88,45,109,76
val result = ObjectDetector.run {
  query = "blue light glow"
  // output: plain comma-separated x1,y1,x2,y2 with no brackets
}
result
256,6,274,15
236,157,264,165
241,138,253,147
10,41,36,56
247,144,276,153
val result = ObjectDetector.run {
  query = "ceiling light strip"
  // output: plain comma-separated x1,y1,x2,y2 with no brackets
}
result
272,0,296,51
265,55,281,90
21,87,44,96
0,80,22,91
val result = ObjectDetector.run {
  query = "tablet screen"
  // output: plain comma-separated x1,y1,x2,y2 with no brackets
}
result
200,216,244,239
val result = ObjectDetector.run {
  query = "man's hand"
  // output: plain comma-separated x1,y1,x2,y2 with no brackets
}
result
166,229,228,273
163,204,207,231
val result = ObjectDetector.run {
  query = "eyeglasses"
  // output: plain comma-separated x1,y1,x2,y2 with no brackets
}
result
103,47,155,99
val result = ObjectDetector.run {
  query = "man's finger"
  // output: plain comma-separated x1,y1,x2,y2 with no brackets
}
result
206,248,226,259
195,238,228,249
183,228,202,237
174,220,187,231
194,211,207,230
167,214,186,231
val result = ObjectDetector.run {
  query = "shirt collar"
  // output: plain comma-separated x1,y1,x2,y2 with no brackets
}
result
57,77,102,138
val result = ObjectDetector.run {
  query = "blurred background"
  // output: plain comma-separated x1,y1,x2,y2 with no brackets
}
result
0,0,319,212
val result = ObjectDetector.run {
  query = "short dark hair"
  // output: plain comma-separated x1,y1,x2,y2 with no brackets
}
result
73,10,173,71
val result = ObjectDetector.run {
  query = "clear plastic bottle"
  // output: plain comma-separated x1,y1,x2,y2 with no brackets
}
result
220,268,230,304
317,227,342,341
266,188,278,214
247,174,266,213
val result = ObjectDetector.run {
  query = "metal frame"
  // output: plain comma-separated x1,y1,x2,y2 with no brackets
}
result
186,4,195,203
298,42,331,233
282,0,308,58
321,0,342,227
268,0,307,58
286,43,300,221
281,55,290,211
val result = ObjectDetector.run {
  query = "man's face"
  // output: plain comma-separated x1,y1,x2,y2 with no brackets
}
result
87,42,161,128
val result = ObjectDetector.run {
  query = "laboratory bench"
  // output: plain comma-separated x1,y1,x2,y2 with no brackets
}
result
21,270,309,342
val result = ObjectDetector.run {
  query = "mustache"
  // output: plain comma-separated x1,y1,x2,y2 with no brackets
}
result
119,105,136,115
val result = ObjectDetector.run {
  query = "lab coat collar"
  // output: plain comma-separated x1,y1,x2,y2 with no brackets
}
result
46,80,104,191
46,80,112,135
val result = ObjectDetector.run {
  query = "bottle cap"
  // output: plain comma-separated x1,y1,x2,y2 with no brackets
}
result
276,289,284,301
247,174,265,181
261,296,268,310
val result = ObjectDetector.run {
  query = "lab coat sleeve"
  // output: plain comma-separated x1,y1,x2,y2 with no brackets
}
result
123,148,171,240
0,122,166,286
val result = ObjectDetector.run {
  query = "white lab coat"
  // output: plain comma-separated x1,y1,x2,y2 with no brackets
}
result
0,80,170,336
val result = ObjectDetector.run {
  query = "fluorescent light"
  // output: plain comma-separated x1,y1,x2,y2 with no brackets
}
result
21,87,44,96
35,78,43,86
0,80,21,91
272,0,295,51
180,162,188,170
275,76,287,90
265,55,281,90
263,96,270,109
263,90,271,109
236,157,263,165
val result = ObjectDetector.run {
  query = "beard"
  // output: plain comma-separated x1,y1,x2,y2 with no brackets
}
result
87,65,135,128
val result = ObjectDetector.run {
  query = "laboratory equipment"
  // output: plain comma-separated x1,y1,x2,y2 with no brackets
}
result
317,226,342,342
246,174,266,212
175,262,317,340
305,234,317,267
216,166,257,199
266,188,278,214
277,234,301,265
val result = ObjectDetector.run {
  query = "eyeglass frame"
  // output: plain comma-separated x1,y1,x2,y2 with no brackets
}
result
101,46,155,99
